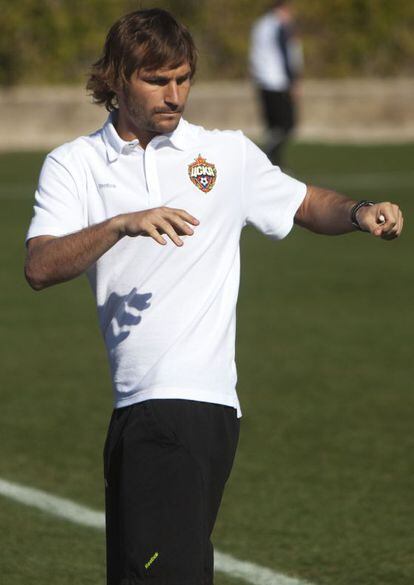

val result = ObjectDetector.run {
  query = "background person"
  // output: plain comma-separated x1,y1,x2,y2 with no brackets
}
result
24,8,403,585
250,0,303,167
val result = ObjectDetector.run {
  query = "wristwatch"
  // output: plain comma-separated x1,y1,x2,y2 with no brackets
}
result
350,200,376,231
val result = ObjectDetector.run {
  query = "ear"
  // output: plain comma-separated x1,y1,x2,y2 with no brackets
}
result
112,79,130,109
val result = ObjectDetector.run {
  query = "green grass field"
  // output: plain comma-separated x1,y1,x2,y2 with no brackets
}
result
0,143,413,585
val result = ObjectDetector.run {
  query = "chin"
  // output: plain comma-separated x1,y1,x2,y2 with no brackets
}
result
153,115,181,134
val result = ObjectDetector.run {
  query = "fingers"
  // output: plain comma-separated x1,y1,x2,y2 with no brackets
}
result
172,208,200,227
156,218,185,247
371,203,403,240
358,202,403,239
167,215,196,236
125,207,200,246
146,226,167,246
381,208,403,240
155,208,200,246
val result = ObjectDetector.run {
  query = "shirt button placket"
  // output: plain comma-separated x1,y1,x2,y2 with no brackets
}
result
144,143,162,207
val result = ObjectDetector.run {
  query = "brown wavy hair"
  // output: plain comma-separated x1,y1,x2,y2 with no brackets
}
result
87,9,198,112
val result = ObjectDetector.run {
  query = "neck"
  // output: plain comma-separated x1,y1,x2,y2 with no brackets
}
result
113,109,158,150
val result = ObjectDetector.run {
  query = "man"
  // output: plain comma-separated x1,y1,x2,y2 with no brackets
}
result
24,8,403,585
249,0,303,166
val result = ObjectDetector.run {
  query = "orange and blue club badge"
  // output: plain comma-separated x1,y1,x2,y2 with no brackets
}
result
188,155,217,193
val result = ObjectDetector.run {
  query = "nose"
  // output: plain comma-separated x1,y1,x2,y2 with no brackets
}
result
164,81,179,110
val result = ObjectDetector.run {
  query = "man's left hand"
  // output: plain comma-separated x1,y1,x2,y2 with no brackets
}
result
357,202,403,240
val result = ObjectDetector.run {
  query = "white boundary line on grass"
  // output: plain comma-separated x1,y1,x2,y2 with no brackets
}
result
0,477,314,585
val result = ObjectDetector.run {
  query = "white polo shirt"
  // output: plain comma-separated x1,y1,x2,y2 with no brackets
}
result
26,114,307,417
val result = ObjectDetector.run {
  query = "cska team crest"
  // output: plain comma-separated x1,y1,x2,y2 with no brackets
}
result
188,155,217,193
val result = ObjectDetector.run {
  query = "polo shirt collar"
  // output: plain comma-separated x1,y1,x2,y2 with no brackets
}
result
162,117,190,151
101,112,135,163
102,112,193,162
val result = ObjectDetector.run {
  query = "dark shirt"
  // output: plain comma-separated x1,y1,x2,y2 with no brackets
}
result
277,24,296,83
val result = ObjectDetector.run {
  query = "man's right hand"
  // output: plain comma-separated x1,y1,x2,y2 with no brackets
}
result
116,207,200,247
25,206,200,291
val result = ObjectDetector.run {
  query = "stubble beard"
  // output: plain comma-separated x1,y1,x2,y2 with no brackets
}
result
124,87,183,136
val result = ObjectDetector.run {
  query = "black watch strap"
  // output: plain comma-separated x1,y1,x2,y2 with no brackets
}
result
351,200,376,231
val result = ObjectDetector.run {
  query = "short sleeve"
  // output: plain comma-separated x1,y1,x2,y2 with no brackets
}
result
241,135,307,239
25,153,86,243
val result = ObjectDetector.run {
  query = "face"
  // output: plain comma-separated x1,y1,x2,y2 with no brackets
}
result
277,4,294,24
117,61,192,137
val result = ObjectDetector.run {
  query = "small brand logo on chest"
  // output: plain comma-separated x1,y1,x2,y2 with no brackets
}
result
188,155,217,193
98,183,117,189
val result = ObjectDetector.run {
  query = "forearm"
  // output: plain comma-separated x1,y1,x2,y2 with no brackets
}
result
294,185,356,235
25,206,200,291
294,185,403,239
25,216,123,290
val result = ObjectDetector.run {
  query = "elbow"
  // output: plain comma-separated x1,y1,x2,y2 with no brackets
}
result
24,263,47,291
294,213,315,232
24,237,57,290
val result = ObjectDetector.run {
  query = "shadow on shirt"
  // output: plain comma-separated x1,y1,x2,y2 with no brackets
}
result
98,287,152,348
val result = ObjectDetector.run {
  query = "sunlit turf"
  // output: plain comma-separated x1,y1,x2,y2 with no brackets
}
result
0,143,413,585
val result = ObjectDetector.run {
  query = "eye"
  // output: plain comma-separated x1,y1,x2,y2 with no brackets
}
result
145,77,169,86
177,74,191,85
